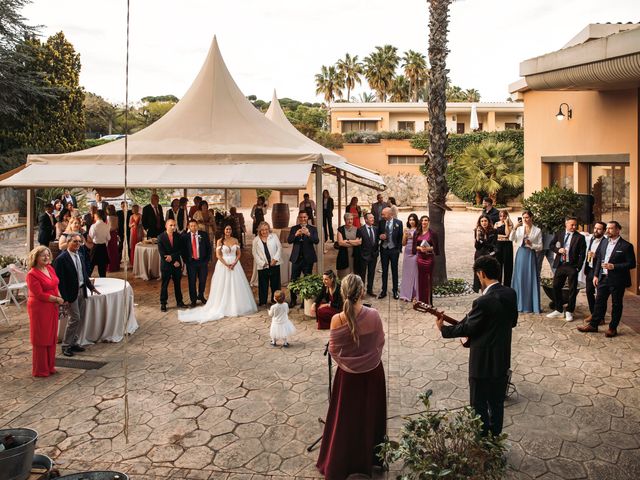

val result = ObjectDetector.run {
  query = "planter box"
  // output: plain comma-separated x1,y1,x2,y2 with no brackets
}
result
303,298,314,317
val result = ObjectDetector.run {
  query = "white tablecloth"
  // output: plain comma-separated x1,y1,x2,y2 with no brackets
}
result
58,278,139,346
133,243,160,280
250,245,291,287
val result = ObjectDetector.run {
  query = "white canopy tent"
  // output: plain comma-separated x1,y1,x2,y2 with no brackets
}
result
0,37,385,268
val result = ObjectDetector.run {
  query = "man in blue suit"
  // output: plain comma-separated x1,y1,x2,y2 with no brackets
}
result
377,207,403,299
287,211,319,307
182,219,211,307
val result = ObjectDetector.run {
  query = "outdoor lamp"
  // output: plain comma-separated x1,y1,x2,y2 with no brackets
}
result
556,103,572,121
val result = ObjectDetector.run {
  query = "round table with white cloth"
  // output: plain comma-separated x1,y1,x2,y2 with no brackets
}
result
133,243,160,280
58,278,139,346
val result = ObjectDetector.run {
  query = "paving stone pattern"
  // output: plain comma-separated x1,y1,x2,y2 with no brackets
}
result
1,211,639,479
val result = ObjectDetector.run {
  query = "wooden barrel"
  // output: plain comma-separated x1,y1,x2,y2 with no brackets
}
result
271,203,290,229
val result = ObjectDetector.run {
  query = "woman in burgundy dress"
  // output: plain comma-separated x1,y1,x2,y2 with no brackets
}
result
317,274,386,479
26,246,64,377
413,215,440,305
310,270,343,330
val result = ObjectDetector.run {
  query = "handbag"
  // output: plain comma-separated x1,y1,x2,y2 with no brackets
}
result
333,241,339,250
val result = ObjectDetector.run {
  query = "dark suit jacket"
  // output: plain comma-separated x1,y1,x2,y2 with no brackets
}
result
117,210,132,241
358,224,379,261
323,197,334,217
483,207,500,225
142,204,165,238
551,231,586,269
157,232,183,272
441,283,518,379
288,224,319,264
38,212,56,245
54,250,96,302
181,230,212,264
314,285,343,310
378,218,403,252
593,236,636,288
61,195,77,208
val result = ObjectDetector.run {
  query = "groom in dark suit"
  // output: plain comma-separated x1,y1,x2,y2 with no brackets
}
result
287,212,319,307
142,193,164,238
378,207,403,299
158,219,186,312
182,219,211,307
437,255,518,437
357,212,379,296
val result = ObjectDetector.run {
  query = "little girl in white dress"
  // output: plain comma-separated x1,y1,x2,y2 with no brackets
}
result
268,290,296,347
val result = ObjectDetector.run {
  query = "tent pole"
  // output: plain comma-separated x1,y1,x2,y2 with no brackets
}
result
336,168,342,228
183,188,187,198
26,189,35,255
344,172,348,225
224,188,228,211
315,164,324,273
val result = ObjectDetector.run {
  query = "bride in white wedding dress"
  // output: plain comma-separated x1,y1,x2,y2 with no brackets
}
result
179,225,257,323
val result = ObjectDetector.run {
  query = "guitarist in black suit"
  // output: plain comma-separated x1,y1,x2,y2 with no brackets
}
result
38,204,56,246
287,212,319,307
546,217,586,322
436,255,518,437
357,212,379,296
182,219,211,307
578,221,636,338
157,219,186,312
377,207,403,299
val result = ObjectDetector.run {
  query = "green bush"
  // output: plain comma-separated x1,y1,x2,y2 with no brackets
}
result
256,189,272,201
379,390,508,479
433,278,472,296
288,274,324,300
313,131,344,149
521,186,582,233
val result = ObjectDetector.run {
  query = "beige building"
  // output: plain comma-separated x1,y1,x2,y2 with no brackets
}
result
509,23,640,293
328,101,524,175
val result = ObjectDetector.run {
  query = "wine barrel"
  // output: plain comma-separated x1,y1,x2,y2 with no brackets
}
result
271,203,290,229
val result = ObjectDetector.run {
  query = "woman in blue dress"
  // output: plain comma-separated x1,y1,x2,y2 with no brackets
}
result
510,210,542,313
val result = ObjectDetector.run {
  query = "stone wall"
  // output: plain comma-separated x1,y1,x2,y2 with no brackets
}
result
0,188,25,216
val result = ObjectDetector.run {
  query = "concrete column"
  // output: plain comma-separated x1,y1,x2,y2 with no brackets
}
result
315,164,324,273
487,111,497,131
26,189,35,254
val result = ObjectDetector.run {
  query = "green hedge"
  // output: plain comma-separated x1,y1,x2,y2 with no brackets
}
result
342,130,415,144
414,130,524,203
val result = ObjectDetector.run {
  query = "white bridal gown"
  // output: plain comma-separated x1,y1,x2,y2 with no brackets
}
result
178,244,257,323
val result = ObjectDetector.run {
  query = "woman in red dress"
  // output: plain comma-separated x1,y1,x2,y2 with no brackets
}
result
413,215,440,305
129,204,143,265
345,197,362,228
317,274,386,479
310,270,343,330
26,246,64,377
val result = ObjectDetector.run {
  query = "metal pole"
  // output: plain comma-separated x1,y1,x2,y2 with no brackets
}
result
315,164,324,273
26,189,35,254
344,172,348,226
336,168,342,228
224,188,228,211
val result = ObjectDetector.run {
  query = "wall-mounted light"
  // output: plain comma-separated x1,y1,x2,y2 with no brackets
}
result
556,103,572,121
357,111,362,116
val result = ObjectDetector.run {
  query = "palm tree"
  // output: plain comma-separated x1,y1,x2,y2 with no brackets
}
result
446,83,465,101
457,139,524,205
426,0,453,284
315,65,344,105
464,88,481,102
389,75,411,102
402,50,428,102
352,92,376,103
364,45,399,101
336,53,363,102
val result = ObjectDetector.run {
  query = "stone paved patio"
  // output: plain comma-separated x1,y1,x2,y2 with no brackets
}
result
1,211,639,479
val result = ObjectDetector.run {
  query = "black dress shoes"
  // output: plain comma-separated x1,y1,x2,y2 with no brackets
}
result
177,302,188,308
393,292,399,300
190,301,197,308
70,345,85,353
367,291,375,297
62,347,74,357
198,296,207,304
161,304,167,312
377,292,387,299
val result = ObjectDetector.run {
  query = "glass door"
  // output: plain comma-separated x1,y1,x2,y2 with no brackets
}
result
590,164,630,233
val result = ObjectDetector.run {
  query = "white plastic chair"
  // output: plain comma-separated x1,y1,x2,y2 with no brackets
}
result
0,264,28,309
0,298,10,325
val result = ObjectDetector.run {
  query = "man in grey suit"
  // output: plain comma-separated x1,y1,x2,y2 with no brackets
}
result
357,212,379,296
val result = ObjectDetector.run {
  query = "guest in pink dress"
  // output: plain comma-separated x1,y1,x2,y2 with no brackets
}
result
413,215,440,305
129,204,143,265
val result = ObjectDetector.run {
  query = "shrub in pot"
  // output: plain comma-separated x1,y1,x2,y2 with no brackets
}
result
288,274,324,316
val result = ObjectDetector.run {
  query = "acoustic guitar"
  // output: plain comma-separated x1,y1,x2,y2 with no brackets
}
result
413,301,470,348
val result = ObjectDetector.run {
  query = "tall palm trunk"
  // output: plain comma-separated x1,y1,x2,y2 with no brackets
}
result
426,0,453,285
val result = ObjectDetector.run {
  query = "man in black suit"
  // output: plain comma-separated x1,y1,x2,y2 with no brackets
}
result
481,197,500,225
182,219,211,307
158,219,186,312
54,233,99,357
357,212,379,296
578,221,636,338
437,255,518,437
38,204,56,246
371,193,386,225
94,193,109,211
582,222,606,323
142,193,165,238
546,217,586,322
322,191,334,242
61,189,78,208
378,207,403,299
117,201,132,260
287,212,319,307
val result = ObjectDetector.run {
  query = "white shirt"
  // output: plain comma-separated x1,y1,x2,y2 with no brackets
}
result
587,235,604,268
602,237,619,275
482,282,499,296
89,220,111,244
268,302,290,325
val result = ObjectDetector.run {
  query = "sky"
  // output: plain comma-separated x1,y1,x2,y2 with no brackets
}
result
21,0,639,105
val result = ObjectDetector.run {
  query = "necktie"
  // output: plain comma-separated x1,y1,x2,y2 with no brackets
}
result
74,254,83,284
564,232,570,262
192,233,198,260
369,226,374,243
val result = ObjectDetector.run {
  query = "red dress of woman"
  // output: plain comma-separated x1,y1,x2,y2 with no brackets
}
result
129,214,141,265
348,205,361,228
413,229,440,305
26,266,60,377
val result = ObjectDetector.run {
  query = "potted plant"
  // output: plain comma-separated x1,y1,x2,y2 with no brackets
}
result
540,277,583,311
379,390,508,479
288,274,323,317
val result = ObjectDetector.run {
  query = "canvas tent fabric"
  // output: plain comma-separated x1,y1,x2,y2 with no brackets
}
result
264,91,386,190
0,38,327,189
